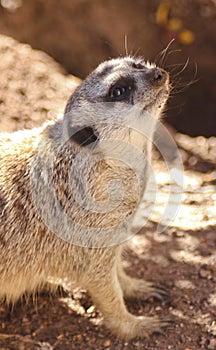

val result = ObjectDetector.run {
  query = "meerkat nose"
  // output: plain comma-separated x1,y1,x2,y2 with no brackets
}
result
145,67,169,87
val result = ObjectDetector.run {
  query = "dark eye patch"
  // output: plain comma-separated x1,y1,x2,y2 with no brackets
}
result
106,77,135,102
68,126,99,147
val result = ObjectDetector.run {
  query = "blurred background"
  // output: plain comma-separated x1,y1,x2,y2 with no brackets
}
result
0,0,215,136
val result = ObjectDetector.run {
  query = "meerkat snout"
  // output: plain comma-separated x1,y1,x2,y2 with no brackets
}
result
145,67,169,87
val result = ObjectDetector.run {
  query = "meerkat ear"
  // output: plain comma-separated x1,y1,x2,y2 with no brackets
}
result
69,126,99,147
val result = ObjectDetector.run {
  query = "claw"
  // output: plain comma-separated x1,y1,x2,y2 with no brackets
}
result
121,278,170,301
145,284,169,301
151,284,169,295
152,317,174,335
159,317,175,327
146,292,165,301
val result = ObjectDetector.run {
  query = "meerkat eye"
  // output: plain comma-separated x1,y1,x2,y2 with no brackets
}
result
114,87,125,97
112,86,126,98
107,77,135,102
109,84,132,101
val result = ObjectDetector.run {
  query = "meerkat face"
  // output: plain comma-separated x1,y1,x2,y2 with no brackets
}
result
63,57,170,147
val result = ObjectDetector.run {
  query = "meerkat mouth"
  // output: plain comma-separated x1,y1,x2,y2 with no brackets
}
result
142,86,169,112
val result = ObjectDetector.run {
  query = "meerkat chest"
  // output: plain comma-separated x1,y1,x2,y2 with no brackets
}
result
88,159,142,207
52,155,145,230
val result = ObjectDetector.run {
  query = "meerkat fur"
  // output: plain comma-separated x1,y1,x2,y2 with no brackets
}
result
0,57,170,340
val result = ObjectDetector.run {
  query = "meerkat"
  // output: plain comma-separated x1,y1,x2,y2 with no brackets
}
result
0,56,171,340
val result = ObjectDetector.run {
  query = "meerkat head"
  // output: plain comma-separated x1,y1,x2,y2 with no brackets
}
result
63,57,170,148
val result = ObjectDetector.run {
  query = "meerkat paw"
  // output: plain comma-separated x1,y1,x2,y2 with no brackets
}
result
106,314,172,340
121,278,168,301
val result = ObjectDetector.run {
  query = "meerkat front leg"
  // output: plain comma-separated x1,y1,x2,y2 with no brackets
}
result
86,261,169,340
117,255,168,301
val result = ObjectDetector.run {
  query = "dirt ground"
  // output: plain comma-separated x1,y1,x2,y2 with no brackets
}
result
0,35,215,350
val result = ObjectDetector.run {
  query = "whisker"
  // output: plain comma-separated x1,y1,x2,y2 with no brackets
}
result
132,47,141,58
170,80,198,95
163,102,185,115
161,49,182,67
124,35,128,57
168,60,198,96
156,38,176,67
165,61,190,70
171,57,190,78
